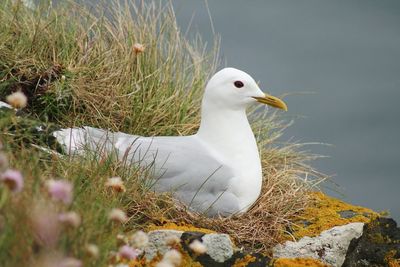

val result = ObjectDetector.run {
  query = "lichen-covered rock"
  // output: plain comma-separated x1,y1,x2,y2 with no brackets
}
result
144,229,183,260
144,230,234,263
273,222,364,267
342,217,400,267
141,229,271,266
201,233,234,262
286,192,376,240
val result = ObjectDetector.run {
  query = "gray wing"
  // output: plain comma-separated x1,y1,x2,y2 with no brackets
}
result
113,134,241,216
54,126,241,216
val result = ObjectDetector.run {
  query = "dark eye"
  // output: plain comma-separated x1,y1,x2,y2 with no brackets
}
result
234,81,244,88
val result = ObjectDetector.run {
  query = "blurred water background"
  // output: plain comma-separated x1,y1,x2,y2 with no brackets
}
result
171,0,400,220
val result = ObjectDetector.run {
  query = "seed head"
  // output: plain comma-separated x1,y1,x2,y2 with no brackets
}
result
162,249,181,266
130,230,149,249
6,91,27,109
118,245,139,260
108,208,128,224
105,176,126,193
58,211,81,228
189,240,207,254
133,43,145,54
85,244,99,259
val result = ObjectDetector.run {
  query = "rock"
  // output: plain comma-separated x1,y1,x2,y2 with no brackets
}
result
287,192,375,240
338,210,358,219
201,233,234,262
273,222,365,267
342,217,400,267
143,229,271,266
144,229,183,260
180,231,236,266
145,230,234,263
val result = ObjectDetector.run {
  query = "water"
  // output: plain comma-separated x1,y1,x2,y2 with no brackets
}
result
172,0,400,221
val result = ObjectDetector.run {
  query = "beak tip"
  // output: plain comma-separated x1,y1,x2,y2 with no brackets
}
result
253,94,288,111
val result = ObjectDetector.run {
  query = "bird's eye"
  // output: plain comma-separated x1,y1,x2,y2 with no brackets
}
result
234,81,244,88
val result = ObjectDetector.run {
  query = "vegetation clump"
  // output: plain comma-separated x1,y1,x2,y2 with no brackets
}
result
0,0,323,266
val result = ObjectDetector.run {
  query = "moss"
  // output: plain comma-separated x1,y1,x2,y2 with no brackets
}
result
287,192,378,239
273,258,329,267
370,232,387,244
147,221,216,234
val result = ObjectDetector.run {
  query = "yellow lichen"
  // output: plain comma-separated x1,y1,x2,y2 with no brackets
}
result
147,221,215,234
388,259,400,267
273,258,329,267
385,250,400,267
129,257,148,267
287,192,378,239
232,254,257,267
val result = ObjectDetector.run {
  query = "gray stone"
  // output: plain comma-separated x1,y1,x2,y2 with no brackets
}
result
144,230,183,260
143,230,235,263
338,210,358,219
273,222,364,267
201,233,234,263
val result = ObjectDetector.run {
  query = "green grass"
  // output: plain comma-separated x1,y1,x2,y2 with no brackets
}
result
0,1,324,266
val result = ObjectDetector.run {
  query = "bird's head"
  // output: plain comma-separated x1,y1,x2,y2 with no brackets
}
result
203,68,287,111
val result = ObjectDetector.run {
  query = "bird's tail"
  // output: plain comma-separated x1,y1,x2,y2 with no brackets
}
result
53,126,116,156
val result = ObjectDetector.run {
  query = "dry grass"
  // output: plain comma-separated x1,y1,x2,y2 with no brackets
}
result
0,0,325,265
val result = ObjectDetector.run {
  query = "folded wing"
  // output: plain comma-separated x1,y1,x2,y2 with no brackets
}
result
54,126,240,216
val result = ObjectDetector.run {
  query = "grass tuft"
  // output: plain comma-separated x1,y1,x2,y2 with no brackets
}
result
0,0,325,265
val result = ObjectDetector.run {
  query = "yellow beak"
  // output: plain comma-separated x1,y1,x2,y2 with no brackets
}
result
252,94,288,111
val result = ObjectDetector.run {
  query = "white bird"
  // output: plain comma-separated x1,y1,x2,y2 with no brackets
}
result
54,68,287,217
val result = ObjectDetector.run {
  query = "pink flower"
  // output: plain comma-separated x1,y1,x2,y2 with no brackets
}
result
30,202,61,248
58,211,81,228
118,245,139,260
46,179,73,204
1,169,24,193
